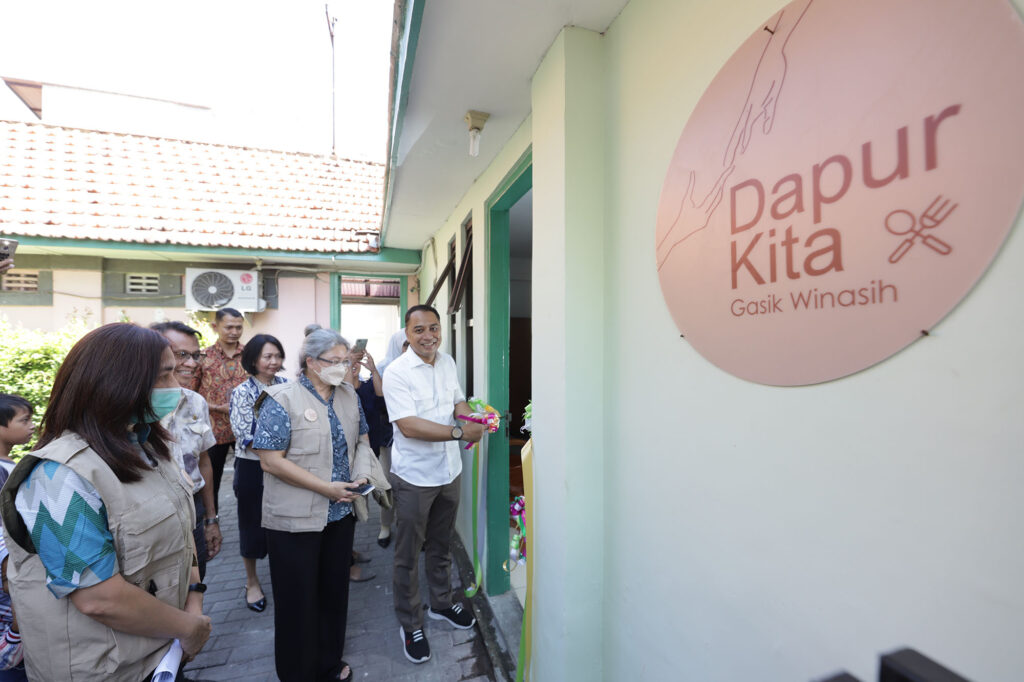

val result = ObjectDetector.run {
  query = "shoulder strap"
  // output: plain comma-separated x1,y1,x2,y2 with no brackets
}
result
253,391,269,415
0,455,42,553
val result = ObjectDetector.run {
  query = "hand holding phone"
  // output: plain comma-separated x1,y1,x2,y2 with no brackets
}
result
0,238,17,267
351,482,375,496
352,338,368,353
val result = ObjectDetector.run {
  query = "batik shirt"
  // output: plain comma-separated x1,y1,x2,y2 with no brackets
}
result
14,460,118,598
0,462,24,671
0,533,25,671
252,374,368,522
229,375,287,461
197,342,248,444
162,389,216,493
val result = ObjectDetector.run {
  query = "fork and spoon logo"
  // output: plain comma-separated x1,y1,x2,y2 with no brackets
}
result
885,195,958,263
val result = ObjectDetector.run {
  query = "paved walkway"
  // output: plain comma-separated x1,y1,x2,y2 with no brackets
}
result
185,456,496,681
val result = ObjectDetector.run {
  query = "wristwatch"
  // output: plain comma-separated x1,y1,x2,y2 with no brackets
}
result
204,515,220,527
188,582,208,594
451,425,464,441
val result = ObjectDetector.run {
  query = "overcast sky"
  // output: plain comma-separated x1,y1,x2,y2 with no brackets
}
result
0,1,393,161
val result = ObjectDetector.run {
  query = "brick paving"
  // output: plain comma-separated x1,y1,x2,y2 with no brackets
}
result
185,455,497,681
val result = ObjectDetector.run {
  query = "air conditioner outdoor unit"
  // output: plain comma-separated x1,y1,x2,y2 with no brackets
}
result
185,268,261,312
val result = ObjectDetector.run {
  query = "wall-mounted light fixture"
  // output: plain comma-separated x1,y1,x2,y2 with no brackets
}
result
465,110,490,157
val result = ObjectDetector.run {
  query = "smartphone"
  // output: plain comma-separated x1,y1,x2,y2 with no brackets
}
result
0,238,17,261
352,338,368,353
351,482,375,496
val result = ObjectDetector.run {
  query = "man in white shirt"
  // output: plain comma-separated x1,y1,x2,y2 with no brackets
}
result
383,305,485,664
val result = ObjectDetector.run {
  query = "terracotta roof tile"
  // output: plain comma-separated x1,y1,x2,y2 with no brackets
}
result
0,120,383,253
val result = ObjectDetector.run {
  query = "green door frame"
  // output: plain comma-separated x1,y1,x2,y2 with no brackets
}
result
330,273,409,332
484,147,532,594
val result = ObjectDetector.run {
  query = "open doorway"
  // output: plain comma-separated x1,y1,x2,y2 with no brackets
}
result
507,189,532,608
339,276,402,361
485,150,532,596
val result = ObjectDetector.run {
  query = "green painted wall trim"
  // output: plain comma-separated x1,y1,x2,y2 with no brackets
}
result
102,272,184,308
103,259,187,274
10,236,421,267
483,150,533,595
6,255,102,270
489,148,534,212
399,274,409,322
330,272,342,332
380,0,426,246
337,271,408,328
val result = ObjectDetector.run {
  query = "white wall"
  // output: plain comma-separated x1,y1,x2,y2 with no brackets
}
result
586,0,1024,680
530,27,608,682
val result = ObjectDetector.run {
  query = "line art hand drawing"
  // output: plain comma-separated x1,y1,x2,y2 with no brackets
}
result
656,0,815,271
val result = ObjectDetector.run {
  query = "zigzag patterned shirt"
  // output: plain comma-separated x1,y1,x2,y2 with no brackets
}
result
14,460,118,598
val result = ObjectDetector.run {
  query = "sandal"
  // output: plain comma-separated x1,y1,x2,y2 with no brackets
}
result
350,566,377,583
338,661,353,681
244,584,267,613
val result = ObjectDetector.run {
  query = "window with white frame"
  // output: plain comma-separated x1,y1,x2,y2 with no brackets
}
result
341,277,401,302
1,270,40,292
125,273,161,294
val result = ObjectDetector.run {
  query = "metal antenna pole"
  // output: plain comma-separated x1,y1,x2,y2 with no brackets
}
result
326,4,337,156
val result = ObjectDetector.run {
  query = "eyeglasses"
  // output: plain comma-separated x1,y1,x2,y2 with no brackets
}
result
316,356,349,367
172,350,206,362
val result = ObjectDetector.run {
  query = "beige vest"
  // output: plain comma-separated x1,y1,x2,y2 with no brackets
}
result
260,380,369,532
0,432,195,682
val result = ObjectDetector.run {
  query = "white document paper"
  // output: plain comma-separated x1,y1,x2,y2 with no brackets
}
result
152,639,183,682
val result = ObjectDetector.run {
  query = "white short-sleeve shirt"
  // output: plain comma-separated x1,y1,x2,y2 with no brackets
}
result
161,388,216,494
383,348,466,486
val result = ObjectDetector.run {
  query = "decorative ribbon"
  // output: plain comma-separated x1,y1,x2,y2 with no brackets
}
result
518,437,534,682
461,397,500,597
458,398,501,449
464,439,484,597
505,496,526,570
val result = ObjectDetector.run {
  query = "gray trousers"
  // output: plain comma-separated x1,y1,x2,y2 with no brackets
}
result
379,445,395,527
391,472,461,630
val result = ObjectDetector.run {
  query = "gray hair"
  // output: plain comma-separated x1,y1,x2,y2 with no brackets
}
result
300,325,349,371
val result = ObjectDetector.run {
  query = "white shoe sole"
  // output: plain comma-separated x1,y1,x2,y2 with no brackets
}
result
427,608,476,630
400,626,431,664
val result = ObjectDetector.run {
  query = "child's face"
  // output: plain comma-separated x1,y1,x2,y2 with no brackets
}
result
0,407,35,446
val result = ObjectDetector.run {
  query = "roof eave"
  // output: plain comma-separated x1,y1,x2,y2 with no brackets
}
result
380,0,425,250
10,235,420,273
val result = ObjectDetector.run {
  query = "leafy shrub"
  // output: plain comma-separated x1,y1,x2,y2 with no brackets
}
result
0,316,89,458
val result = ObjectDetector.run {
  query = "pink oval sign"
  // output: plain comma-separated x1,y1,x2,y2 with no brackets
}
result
655,0,1024,385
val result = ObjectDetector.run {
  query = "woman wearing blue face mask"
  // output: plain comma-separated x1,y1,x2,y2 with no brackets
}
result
0,323,212,681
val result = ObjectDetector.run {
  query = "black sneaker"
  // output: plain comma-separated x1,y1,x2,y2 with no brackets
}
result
428,602,476,629
401,627,430,663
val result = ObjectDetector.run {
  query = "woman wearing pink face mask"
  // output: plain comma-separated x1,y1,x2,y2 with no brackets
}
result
252,325,373,682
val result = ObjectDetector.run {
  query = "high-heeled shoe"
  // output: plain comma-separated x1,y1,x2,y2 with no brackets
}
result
244,585,266,613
